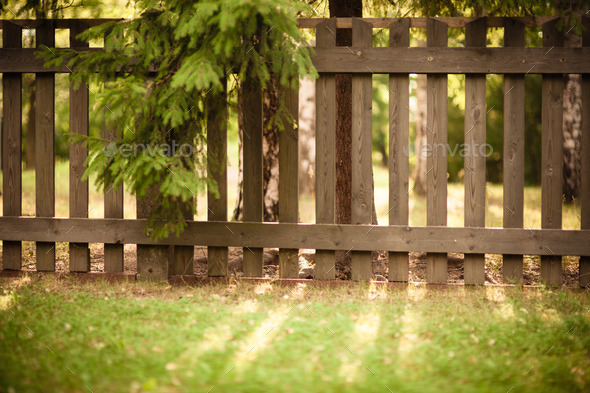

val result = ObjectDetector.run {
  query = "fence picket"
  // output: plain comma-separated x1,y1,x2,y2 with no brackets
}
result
1,21,23,270
388,19,410,282
463,17,487,285
426,18,449,284
314,19,337,280
502,19,526,284
35,21,56,272
69,21,90,272
350,18,374,281
580,17,590,288
278,84,300,278
540,20,564,286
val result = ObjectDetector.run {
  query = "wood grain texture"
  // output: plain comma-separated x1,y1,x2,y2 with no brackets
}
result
580,17,590,288
463,17,487,285
426,18,448,284
1,217,589,256
1,21,23,270
35,21,56,272
69,21,90,272
540,20,564,287
242,78,264,277
350,18,373,281
103,119,124,273
314,19,337,280
3,46,590,74
388,19,410,282
207,83,228,277
278,84,300,278
502,19,526,284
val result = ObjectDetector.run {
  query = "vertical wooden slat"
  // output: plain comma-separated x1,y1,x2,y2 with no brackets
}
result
426,18,448,284
207,81,228,277
580,17,590,288
502,19,526,284
350,18,374,281
463,17,487,285
69,21,90,272
103,31,124,273
388,19,410,282
315,19,337,280
278,83,300,278
242,78,264,277
35,21,56,272
2,22,23,270
540,20,564,286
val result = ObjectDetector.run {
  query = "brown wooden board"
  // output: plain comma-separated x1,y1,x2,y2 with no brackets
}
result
278,84,300,278
388,19,410,282
540,20,564,286
1,217,590,256
35,21,56,272
350,18,373,281
69,21,90,272
242,78,264,277
1,21,23,270
580,17,590,288
314,19,337,280
502,19,526,284
463,17,487,285
207,83,229,277
426,19,448,284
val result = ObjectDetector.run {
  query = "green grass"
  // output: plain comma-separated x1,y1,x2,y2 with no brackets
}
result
1,276,589,393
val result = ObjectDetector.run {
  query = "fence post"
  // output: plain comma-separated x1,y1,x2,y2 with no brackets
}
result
426,18,449,284
580,16,590,288
207,80,228,277
502,18,526,284
315,19,337,280
69,20,90,272
463,17,487,285
2,21,22,270
278,82,300,278
350,18,374,281
35,20,56,272
540,19,564,286
388,19,410,282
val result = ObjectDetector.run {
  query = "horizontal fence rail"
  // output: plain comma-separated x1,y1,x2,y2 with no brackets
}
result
1,16,590,286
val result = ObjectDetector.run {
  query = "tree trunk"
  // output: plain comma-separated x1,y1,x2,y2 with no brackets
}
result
562,30,582,202
412,40,427,196
298,76,315,197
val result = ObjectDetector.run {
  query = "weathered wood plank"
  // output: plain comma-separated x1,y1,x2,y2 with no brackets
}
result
426,18,448,284
540,20,564,287
388,19,410,282
314,19,337,280
69,21,90,272
580,17,590,288
103,118,124,273
350,18,374,281
1,21,23,270
1,217,590,256
463,17,487,285
207,82,228,277
3,47,590,74
278,84,300,278
502,19,526,284
296,16,559,29
35,21,56,272
242,78,264,277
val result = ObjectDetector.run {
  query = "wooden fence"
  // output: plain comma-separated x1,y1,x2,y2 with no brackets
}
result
1,16,589,286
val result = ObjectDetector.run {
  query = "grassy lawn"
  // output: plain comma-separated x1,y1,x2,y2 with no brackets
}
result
0,276,589,393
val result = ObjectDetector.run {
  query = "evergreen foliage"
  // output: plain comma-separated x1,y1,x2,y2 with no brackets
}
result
40,0,316,240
